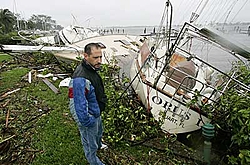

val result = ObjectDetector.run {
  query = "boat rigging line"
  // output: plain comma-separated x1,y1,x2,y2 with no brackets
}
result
111,46,157,106
155,0,172,51
196,0,221,25
109,1,174,103
229,0,249,23
153,1,176,88
222,0,239,29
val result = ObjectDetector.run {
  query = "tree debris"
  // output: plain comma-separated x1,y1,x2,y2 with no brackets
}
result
0,88,20,99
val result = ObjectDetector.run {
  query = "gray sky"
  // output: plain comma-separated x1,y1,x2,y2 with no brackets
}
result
2,0,250,27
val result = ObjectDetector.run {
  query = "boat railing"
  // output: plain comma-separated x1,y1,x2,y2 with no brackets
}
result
158,64,221,105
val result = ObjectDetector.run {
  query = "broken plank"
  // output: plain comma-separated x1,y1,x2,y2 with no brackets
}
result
42,78,60,94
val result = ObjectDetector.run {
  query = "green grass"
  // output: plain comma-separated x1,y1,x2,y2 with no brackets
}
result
0,55,92,164
0,63,89,164
0,54,12,63
0,54,26,93
0,67,29,92
24,81,88,165
14,78,173,165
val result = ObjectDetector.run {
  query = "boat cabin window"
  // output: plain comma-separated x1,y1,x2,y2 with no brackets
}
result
114,39,131,46
110,47,118,52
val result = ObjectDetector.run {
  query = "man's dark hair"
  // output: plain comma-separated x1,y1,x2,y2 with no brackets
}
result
84,43,101,55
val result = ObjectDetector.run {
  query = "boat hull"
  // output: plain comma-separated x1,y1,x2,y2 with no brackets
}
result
130,57,210,134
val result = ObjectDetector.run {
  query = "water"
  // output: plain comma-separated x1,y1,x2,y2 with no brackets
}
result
100,26,156,35
104,24,250,38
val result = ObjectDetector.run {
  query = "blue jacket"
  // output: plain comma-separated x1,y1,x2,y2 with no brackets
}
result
69,60,107,127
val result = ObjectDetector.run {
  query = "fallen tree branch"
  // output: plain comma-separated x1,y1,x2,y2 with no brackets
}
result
0,135,16,145
5,108,10,128
2,99,11,108
1,88,20,98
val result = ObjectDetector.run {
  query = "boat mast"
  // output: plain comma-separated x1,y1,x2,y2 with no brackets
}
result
153,0,174,88
189,0,209,24
155,0,173,51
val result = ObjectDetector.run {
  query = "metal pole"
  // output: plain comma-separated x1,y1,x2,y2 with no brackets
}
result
202,123,215,165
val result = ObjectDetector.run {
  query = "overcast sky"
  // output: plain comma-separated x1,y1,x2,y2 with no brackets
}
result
1,0,250,27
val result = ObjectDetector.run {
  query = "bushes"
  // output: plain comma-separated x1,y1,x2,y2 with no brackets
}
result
213,61,250,164
99,64,160,145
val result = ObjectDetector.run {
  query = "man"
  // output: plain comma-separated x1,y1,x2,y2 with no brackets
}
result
69,43,107,165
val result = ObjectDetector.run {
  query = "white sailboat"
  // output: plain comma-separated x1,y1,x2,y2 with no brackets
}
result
129,1,250,134
129,25,246,133
33,25,100,45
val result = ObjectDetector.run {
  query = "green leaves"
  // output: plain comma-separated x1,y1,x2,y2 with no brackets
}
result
0,9,16,34
185,61,250,164
237,149,250,165
100,64,160,146
212,61,250,164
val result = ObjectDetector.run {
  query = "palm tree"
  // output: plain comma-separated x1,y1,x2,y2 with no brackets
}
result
0,9,16,34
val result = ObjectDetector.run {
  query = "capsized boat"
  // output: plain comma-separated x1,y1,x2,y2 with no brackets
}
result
33,25,100,45
52,34,146,73
129,21,250,134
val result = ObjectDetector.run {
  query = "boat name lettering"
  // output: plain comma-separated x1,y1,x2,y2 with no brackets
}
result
196,118,203,126
165,115,178,125
152,95,191,121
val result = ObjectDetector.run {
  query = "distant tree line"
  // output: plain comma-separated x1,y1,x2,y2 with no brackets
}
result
0,8,63,35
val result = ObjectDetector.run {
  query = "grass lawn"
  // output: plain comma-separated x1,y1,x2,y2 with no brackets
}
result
1,55,89,164
0,54,12,63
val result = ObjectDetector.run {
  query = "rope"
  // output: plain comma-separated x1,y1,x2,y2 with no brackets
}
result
196,0,220,24
177,0,197,25
215,0,236,23
229,0,249,23
222,0,239,27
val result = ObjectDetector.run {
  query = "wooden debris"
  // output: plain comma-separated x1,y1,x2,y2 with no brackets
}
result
42,78,60,94
54,73,69,79
2,99,11,108
5,108,10,128
0,88,20,98
1,99,12,129
28,71,32,83
0,135,16,145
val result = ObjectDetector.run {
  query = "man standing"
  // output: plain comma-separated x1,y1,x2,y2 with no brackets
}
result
69,43,107,165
